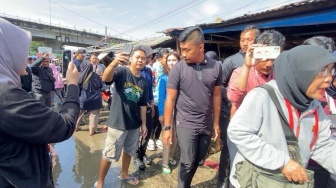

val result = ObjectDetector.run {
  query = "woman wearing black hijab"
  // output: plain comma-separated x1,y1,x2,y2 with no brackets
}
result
227,45,336,187
76,60,104,135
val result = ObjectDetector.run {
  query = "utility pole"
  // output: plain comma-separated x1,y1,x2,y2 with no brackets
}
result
105,26,107,47
49,0,51,27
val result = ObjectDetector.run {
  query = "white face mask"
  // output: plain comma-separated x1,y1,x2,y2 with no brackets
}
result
27,64,31,68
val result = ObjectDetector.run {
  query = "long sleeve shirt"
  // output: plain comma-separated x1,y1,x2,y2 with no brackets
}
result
31,57,55,93
140,67,154,103
0,84,79,188
227,67,273,115
158,74,168,116
228,80,336,187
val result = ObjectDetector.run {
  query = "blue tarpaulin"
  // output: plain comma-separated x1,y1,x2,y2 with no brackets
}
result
171,8,336,35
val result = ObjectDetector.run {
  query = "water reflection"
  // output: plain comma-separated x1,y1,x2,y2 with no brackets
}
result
52,134,127,188
72,136,101,187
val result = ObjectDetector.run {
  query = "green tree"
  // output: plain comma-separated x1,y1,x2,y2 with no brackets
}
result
29,41,45,55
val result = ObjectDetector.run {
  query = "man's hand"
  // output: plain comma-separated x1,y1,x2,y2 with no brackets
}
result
109,52,129,68
66,62,79,85
162,130,172,147
281,159,309,184
244,44,264,68
140,124,147,138
159,116,164,125
49,145,57,171
43,52,49,59
213,123,220,140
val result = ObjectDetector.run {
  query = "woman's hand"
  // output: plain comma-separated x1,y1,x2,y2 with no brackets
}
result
281,159,309,184
66,62,79,85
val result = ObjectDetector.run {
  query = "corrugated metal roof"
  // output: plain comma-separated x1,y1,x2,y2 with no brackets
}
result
164,0,336,35
90,35,173,53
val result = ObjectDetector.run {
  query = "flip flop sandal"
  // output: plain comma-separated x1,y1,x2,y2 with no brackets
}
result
118,175,139,185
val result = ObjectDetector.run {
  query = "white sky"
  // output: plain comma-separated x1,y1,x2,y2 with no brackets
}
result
0,0,305,41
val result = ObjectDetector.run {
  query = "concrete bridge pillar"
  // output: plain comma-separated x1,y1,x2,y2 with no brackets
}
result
41,41,63,52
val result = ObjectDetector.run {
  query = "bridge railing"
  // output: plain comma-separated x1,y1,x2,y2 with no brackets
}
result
0,13,133,41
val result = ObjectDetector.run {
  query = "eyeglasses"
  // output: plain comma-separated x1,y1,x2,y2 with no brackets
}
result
318,66,335,77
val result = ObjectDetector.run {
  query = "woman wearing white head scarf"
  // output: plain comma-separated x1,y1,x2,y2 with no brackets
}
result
0,18,80,188
228,45,336,187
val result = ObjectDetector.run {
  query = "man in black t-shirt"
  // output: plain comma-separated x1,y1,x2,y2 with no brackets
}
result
162,26,222,188
96,47,148,187
31,53,55,107
20,58,33,93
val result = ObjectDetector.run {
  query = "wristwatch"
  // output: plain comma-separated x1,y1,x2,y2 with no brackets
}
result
163,125,172,131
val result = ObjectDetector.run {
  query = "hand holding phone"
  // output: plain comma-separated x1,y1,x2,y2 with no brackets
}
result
109,51,130,67
120,44,133,65
122,44,133,55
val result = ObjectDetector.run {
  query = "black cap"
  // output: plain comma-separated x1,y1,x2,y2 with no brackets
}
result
76,48,86,54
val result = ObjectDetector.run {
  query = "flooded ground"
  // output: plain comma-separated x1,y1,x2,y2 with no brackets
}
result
52,112,221,188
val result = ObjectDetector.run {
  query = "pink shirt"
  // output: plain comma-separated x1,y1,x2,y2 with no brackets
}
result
227,67,273,115
49,63,64,89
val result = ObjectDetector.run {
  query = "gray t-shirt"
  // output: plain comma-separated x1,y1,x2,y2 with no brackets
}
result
167,56,222,129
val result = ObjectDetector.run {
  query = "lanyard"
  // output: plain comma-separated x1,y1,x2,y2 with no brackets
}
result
284,99,319,150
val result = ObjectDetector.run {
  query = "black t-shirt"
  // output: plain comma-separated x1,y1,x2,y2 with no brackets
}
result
167,56,222,128
106,67,148,130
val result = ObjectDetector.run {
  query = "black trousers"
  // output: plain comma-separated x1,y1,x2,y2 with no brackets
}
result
150,105,162,140
176,126,212,188
137,107,153,160
218,112,231,188
307,163,330,188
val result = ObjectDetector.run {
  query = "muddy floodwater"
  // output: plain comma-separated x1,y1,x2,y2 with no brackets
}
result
52,124,220,188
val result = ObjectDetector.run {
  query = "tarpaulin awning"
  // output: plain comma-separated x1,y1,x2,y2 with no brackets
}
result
170,8,336,35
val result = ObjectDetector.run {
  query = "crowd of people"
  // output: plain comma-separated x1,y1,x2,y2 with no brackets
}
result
1,16,336,188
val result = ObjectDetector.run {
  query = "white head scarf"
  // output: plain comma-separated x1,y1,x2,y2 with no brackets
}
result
0,18,31,87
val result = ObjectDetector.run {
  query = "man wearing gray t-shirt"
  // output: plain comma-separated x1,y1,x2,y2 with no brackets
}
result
162,26,222,188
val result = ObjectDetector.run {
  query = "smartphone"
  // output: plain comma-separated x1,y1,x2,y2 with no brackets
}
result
253,46,281,59
122,44,133,55
121,44,133,65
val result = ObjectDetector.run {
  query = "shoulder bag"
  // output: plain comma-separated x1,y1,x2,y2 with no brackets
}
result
235,84,314,188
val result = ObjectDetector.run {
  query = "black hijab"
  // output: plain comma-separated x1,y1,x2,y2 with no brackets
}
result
78,60,93,90
275,45,336,112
